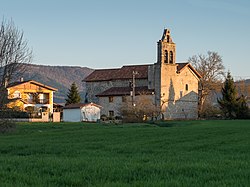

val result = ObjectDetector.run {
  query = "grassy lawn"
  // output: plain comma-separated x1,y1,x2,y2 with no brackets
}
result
0,120,249,186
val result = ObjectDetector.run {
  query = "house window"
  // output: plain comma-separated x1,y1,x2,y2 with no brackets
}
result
39,93,49,104
109,110,114,117
13,91,21,98
28,93,34,103
109,96,113,103
185,84,188,91
122,96,126,102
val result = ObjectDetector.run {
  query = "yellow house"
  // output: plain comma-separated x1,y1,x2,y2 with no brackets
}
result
6,80,57,114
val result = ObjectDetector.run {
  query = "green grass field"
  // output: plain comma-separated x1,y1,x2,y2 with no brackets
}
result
0,120,249,186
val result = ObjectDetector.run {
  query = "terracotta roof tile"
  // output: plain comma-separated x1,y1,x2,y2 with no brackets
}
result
96,86,154,97
177,63,202,78
177,63,188,72
84,65,150,82
84,63,201,82
63,102,101,109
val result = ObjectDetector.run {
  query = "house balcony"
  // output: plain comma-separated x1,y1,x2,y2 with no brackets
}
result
24,99,49,104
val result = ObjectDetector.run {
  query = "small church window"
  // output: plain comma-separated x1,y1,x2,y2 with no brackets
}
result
169,51,173,64
109,110,114,117
185,84,188,91
164,50,168,63
122,96,126,102
109,96,113,103
180,91,183,98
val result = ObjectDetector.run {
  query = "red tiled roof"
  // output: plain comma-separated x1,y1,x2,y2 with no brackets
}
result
96,86,154,97
84,63,201,82
63,102,101,109
177,63,188,72
177,63,202,78
84,65,150,82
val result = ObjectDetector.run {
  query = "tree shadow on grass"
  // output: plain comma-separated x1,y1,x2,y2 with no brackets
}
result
153,120,197,127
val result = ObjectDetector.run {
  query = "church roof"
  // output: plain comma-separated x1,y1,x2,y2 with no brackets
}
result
96,86,154,97
177,63,188,72
83,65,149,82
84,63,201,82
177,63,202,78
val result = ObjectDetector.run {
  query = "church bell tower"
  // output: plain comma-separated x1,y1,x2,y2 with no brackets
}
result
154,28,178,117
157,29,176,64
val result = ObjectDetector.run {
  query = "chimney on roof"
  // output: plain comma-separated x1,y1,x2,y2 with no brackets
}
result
20,77,24,82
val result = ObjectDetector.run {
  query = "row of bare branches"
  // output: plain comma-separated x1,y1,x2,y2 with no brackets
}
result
188,51,225,116
0,18,33,107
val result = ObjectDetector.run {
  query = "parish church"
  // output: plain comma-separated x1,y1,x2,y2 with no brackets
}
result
83,29,201,119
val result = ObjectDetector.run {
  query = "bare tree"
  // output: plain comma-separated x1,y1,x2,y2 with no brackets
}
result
120,92,160,122
188,51,225,117
0,19,32,107
235,78,250,97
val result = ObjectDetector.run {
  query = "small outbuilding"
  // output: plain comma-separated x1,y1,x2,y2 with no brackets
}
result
63,103,101,122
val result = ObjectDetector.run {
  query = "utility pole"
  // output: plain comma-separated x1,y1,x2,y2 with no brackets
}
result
131,71,138,106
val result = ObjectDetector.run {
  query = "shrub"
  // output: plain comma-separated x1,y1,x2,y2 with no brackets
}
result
200,104,223,119
115,116,122,120
0,120,16,134
100,114,107,121
0,109,29,119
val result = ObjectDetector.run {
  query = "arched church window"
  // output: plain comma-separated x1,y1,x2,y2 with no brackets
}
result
185,84,189,91
164,50,168,63
167,35,170,43
169,51,173,64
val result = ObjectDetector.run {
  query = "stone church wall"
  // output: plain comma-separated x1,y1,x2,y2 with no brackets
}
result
99,94,155,117
98,96,124,117
162,67,199,119
85,78,148,103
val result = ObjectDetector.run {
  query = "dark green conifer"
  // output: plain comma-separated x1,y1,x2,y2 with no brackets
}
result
218,72,238,119
236,95,249,119
65,82,81,105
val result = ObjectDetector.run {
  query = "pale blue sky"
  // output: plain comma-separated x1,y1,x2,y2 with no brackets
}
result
1,0,250,78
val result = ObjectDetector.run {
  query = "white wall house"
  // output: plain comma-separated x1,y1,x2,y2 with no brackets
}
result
63,103,101,122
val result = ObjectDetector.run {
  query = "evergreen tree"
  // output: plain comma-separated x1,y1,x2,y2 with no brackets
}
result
65,82,81,105
217,72,238,119
236,95,249,119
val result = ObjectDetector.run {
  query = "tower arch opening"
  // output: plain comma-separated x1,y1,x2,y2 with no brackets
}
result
164,50,168,63
169,51,173,64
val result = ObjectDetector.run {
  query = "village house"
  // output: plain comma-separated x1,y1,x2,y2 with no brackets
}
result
5,79,57,115
83,29,201,120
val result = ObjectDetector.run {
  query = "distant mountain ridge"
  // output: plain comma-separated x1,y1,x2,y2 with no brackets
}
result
20,64,94,103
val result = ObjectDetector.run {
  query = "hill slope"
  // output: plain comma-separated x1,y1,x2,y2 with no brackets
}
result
21,64,93,103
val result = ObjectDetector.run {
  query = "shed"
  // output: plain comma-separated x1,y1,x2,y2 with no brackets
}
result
63,103,101,122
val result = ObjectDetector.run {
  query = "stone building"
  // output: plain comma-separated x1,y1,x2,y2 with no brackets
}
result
83,29,201,119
